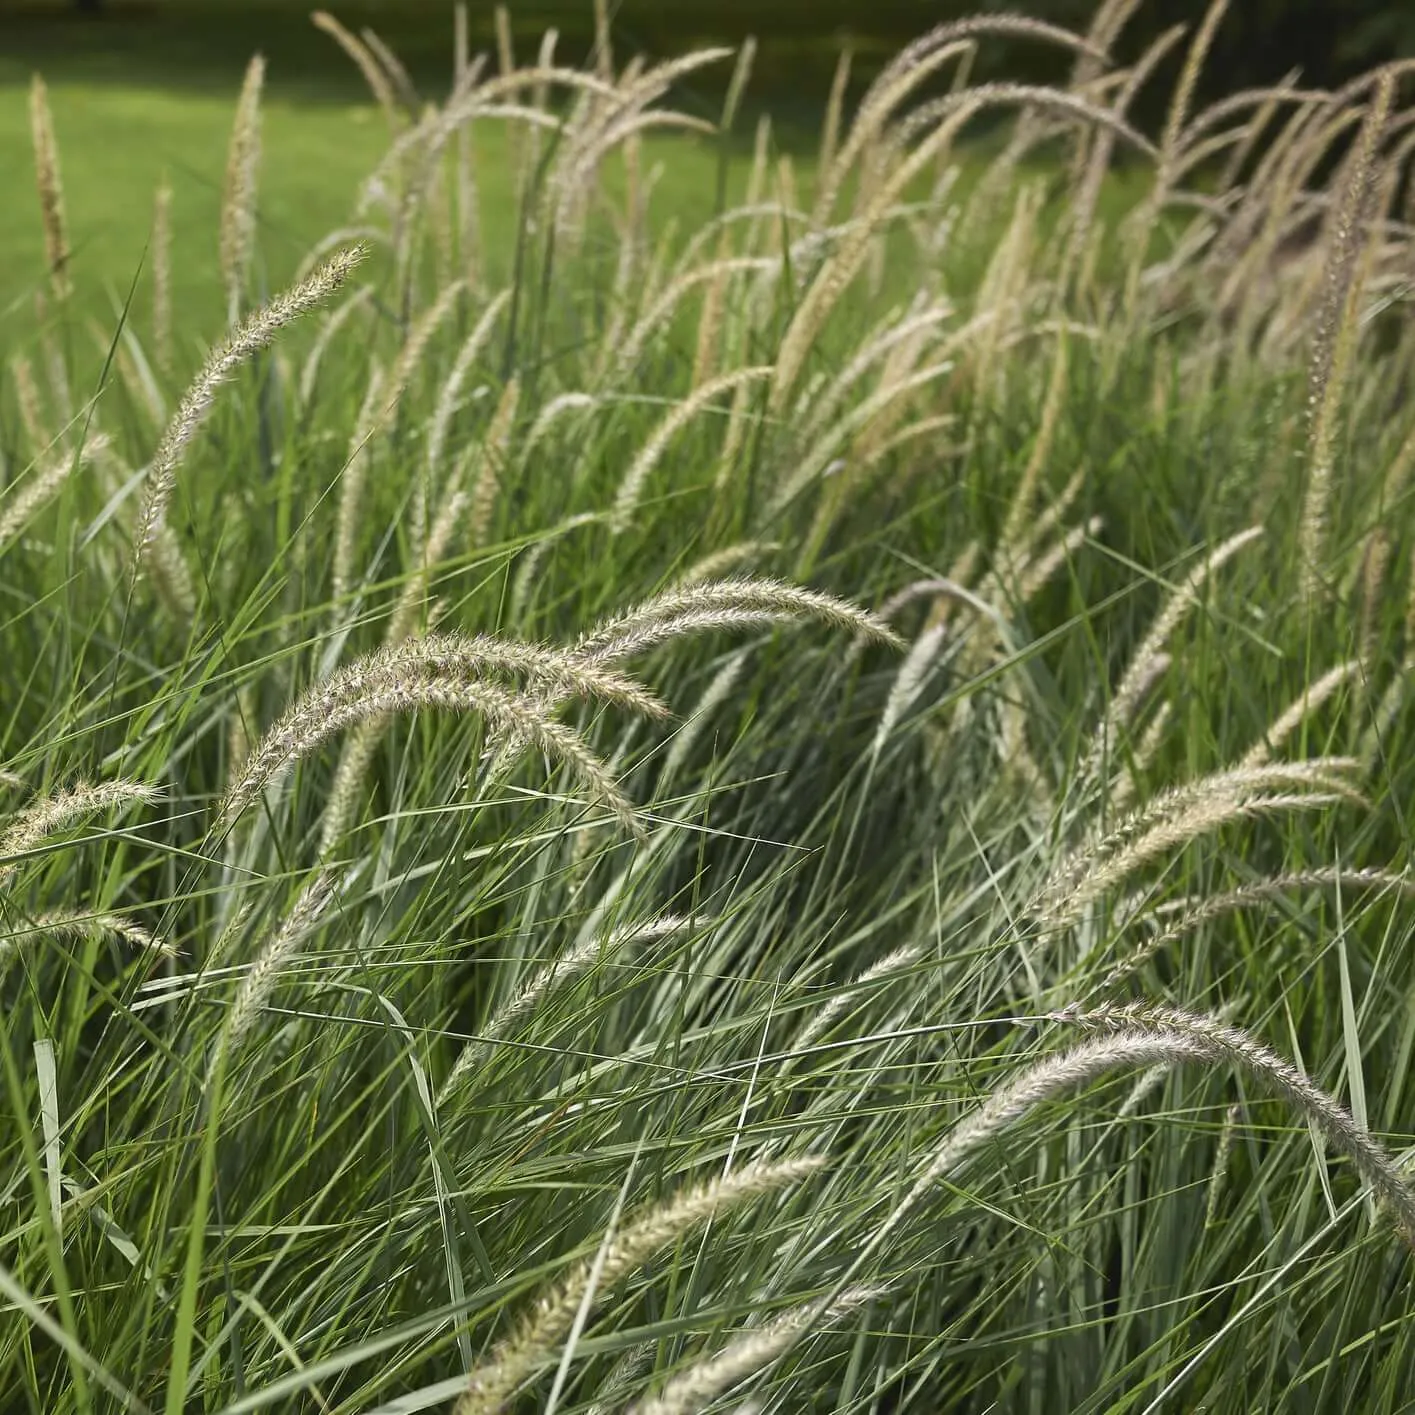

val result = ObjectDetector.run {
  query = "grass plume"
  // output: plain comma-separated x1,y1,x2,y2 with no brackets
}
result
132,245,365,594
219,53,265,324
28,75,70,301
456,1158,824,1415
215,635,659,835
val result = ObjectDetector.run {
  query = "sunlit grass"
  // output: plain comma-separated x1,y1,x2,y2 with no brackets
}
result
2,4,1415,1413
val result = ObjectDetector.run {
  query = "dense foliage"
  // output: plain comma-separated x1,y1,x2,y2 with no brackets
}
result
3,2,1415,1411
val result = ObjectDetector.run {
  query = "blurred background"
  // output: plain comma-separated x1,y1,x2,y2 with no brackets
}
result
1,0,1409,330
0,1,1410,113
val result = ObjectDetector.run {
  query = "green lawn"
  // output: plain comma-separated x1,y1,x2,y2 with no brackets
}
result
1,0,852,345
0,76,747,376
1,85,387,336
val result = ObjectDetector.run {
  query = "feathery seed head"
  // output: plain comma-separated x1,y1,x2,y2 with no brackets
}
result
132,245,366,585
439,914,695,1106
1083,526,1264,782
312,11,402,126
1300,70,1396,600
1,910,172,980
673,544,781,590
457,1157,824,1415
218,868,341,1062
0,434,110,548
467,375,522,548
220,54,265,324
1241,659,1365,769
862,1031,1208,1267
215,636,651,837
1,779,162,881
152,178,173,373
612,368,773,533
631,1286,881,1415
29,75,70,301
427,289,512,477
794,944,924,1055
577,577,904,664
1099,867,1415,994
1061,1003,1415,1248
1039,756,1364,926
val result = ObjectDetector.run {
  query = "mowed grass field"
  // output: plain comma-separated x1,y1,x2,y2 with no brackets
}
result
0,83,739,352
0,87,391,329
4,4,1415,1415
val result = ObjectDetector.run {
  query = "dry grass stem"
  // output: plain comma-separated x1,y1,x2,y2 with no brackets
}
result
1359,674,1406,773
148,522,198,624
689,232,734,391
812,40,974,229
630,1287,881,1415
873,624,949,753
770,361,957,516
318,706,393,857
816,13,1105,228
388,476,472,650
521,393,597,462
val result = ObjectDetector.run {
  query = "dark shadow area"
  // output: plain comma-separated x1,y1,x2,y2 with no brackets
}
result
0,1,917,111
1,1,1410,132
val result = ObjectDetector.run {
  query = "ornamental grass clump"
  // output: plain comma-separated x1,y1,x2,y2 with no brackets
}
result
7,3,1415,1410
